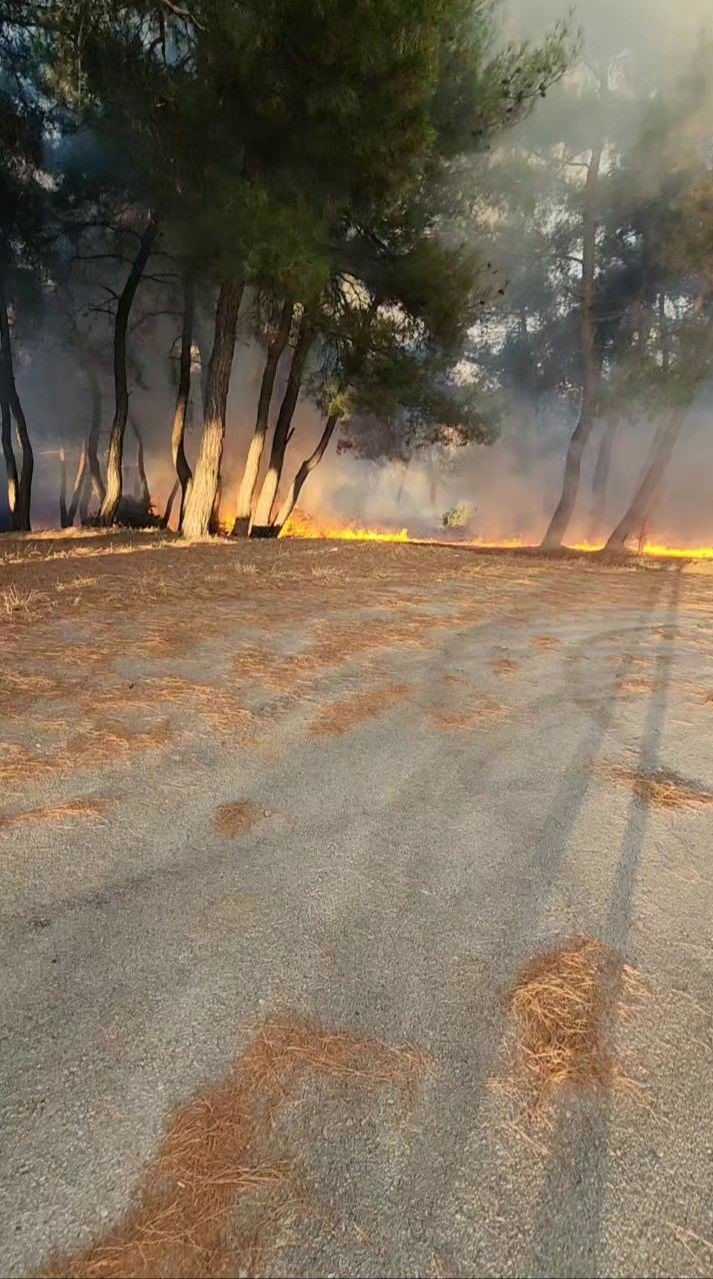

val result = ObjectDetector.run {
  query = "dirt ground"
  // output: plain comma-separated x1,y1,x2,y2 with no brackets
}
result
2,531,713,1277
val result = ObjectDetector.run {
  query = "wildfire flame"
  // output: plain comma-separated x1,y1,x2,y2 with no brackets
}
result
282,511,713,558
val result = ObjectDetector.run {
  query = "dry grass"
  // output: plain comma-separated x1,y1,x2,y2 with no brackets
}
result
1,585,44,617
616,676,659,694
498,936,645,1122
309,683,411,738
40,1017,430,1279
0,797,113,831
0,722,172,792
534,635,561,650
213,801,263,840
492,656,519,677
429,697,504,732
605,765,713,810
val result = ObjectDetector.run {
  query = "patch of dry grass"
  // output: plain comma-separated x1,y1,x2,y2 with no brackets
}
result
0,797,114,831
605,765,713,810
213,801,263,840
309,683,412,738
429,696,504,732
534,635,561,650
39,1017,430,1279
1,585,44,617
492,656,519,677
498,936,645,1123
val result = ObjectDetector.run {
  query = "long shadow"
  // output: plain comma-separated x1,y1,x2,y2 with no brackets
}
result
307,571,672,1268
527,567,682,1278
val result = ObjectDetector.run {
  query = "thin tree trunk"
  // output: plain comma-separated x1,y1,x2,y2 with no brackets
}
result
1,396,18,528
162,479,179,529
171,273,194,530
66,444,89,526
541,138,604,549
396,456,410,505
604,413,684,553
83,363,105,515
252,314,314,532
274,412,340,532
131,416,151,508
58,448,69,527
588,416,618,540
99,211,159,525
232,299,294,536
182,280,244,539
0,274,33,531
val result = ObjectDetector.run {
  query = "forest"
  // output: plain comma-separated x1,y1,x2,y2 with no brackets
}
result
0,0,712,551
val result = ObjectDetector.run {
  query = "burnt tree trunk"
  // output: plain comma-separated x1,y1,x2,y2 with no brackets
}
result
0,274,33,531
274,412,340,532
170,273,194,531
58,448,69,527
232,299,294,537
604,413,684,553
1,396,18,528
588,416,618,540
182,280,244,539
99,211,159,525
252,314,314,533
541,139,604,549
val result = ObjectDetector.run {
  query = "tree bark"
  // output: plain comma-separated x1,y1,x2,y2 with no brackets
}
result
59,448,68,527
0,274,33,531
232,299,294,536
252,314,314,532
274,412,340,532
170,273,194,531
99,211,159,525
603,413,684,553
1,396,18,528
131,416,151,508
162,479,179,529
182,280,244,539
541,139,604,549
588,416,618,540
67,444,89,527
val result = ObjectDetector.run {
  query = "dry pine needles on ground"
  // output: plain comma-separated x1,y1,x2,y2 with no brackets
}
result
498,935,646,1123
40,1018,430,1279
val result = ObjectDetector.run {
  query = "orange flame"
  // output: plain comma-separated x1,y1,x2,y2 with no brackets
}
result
282,512,713,559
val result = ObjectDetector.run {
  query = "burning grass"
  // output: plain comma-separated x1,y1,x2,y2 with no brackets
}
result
605,765,713,810
213,801,263,840
309,683,412,738
499,936,646,1122
40,1017,430,1279
0,797,114,831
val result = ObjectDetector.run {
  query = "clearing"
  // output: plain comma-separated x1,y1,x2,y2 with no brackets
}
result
1,532,713,1277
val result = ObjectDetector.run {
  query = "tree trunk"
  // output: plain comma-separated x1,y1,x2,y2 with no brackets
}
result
252,314,314,532
0,274,33,531
162,479,179,529
58,448,69,527
182,280,244,539
170,273,194,531
1,396,18,528
63,444,89,527
395,456,411,505
99,211,159,525
131,416,151,508
603,413,684,553
588,416,618,540
274,412,340,532
83,363,105,516
232,299,294,537
541,139,604,549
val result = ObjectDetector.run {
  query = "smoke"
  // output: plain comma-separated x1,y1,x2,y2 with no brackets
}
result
3,0,713,544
